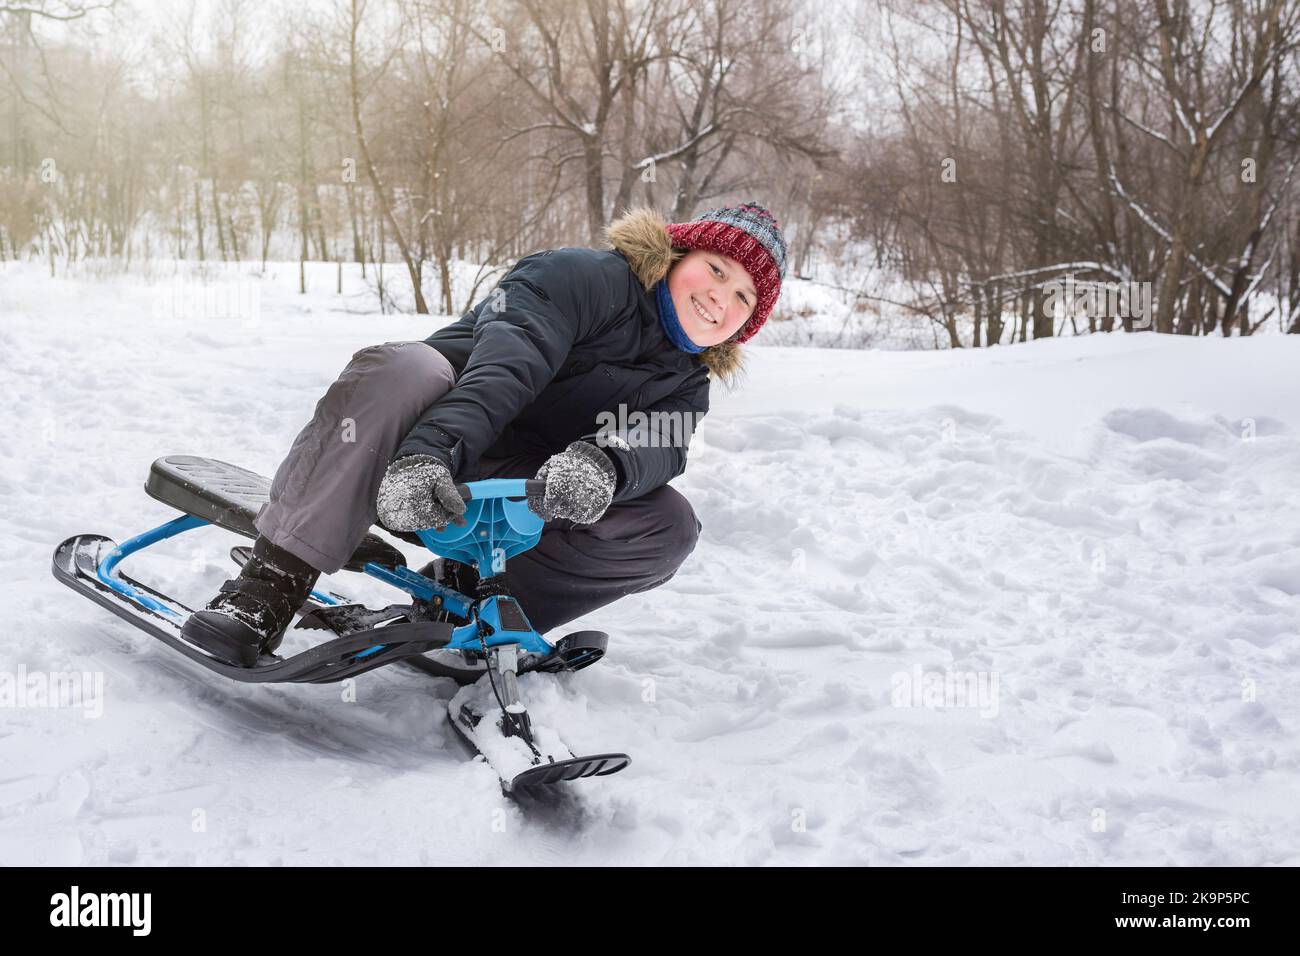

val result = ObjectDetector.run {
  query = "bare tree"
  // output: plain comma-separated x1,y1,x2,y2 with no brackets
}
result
347,0,430,312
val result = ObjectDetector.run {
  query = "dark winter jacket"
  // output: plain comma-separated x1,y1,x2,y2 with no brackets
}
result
394,208,745,504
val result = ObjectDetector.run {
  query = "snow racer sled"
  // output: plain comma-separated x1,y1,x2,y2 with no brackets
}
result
51,454,630,792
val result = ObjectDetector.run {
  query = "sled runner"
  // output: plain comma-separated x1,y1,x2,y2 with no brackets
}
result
52,454,630,792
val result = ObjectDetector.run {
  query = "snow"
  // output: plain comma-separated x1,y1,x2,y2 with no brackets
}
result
449,676,594,786
2,259,1299,865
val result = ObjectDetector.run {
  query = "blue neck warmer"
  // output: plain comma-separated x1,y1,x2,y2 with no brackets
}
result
654,279,705,354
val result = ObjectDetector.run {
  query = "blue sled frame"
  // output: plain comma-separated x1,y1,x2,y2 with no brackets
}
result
51,479,595,684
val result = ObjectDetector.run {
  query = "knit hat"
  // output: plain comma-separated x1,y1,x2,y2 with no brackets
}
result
665,201,787,344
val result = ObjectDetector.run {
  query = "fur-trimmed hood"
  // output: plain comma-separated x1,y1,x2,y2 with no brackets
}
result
604,206,745,385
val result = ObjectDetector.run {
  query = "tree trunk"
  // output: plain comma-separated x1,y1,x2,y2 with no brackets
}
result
1239,300,1253,336
377,207,385,313
1155,230,1187,334
212,181,228,262
313,186,328,261
439,254,453,315
1176,284,1196,335
193,183,205,262
1031,287,1051,338
346,182,363,264
1184,284,1202,335
583,136,605,245
986,284,1005,345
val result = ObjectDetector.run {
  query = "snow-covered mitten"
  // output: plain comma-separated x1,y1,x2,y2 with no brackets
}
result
527,441,618,524
376,454,468,532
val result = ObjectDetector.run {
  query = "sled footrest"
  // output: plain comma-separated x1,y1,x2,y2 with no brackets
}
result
144,455,405,572
53,533,451,685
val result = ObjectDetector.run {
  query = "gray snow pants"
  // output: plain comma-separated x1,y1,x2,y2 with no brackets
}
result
253,341,702,636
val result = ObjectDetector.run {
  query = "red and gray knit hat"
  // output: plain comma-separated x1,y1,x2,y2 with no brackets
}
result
665,201,787,344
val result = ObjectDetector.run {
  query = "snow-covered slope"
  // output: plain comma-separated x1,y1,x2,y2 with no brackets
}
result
2,261,1298,865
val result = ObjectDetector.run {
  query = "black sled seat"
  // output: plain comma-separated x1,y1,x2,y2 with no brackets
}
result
144,455,406,573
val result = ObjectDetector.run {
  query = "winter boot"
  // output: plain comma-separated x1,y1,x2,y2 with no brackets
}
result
181,536,321,667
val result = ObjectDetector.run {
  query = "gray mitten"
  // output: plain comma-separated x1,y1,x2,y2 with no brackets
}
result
375,455,467,533
527,441,618,524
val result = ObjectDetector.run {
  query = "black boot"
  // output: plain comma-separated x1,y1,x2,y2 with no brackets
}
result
181,537,321,667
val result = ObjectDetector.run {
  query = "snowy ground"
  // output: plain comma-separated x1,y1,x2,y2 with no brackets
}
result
1,260,1298,865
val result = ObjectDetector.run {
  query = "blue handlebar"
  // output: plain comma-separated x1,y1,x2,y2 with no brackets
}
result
453,478,545,501
416,477,546,578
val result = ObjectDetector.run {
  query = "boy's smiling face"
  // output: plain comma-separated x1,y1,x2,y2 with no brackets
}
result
667,249,757,347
